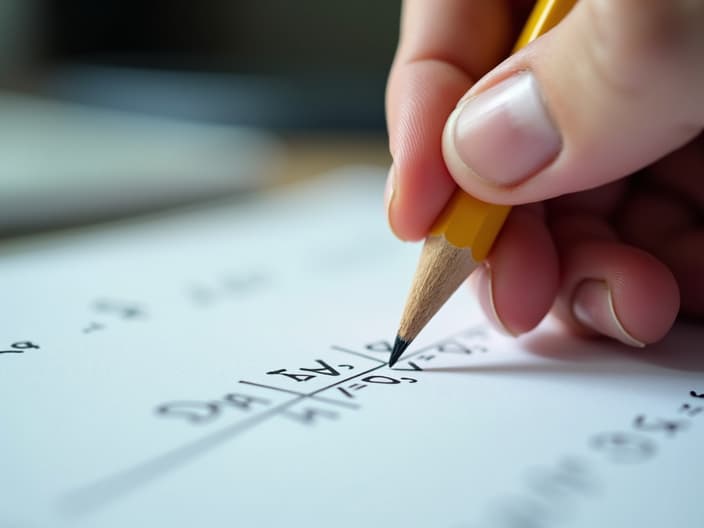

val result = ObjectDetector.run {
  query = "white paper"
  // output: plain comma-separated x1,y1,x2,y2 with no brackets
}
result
2,168,703,528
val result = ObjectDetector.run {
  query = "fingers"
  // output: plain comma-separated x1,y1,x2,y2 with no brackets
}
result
550,215,680,346
477,206,682,346
618,138,703,318
471,206,559,335
385,0,513,240
385,62,473,241
442,0,704,206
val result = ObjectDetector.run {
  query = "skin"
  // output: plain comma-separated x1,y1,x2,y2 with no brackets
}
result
385,0,703,345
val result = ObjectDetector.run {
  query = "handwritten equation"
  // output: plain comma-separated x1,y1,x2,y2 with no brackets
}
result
59,326,490,513
154,326,489,428
0,341,39,355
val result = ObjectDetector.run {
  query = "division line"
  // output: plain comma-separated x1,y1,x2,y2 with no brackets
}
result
62,365,386,513
330,345,387,364
60,395,306,515
238,380,359,409
305,363,386,397
61,329,475,513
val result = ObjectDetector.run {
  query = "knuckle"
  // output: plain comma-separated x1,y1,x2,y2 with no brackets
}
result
580,0,647,98
581,0,703,110
583,1,658,85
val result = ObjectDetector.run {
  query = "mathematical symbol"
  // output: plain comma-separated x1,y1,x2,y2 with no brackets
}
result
155,401,220,424
222,393,271,411
417,354,435,361
265,361,352,382
360,375,415,384
82,322,105,334
337,383,368,399
365,341,392,353
337,387,353,398
679,403,703,417
94,299,145,320
633,415,689,436
283,406,339,425
392,361,423,372
299,359,347,376
301,359,342,376
266,369,316,383
590,432,656,463
437,341,482,355
1,341,40,354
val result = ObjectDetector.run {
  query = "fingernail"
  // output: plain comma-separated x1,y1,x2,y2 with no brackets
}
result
384,164,399,237
475,263,519,337
572,280,645,347
384,163,395,212
449,72,561,187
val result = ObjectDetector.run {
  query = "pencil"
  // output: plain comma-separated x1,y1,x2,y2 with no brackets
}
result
389,0,577,367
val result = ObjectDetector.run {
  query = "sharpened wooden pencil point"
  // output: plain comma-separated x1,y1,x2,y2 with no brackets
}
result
393,235,479,360
388,336,410,367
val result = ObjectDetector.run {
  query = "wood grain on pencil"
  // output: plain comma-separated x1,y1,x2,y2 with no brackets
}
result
397,235,478,345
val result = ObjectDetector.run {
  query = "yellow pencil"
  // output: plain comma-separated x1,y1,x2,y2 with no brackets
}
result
389,0,577,366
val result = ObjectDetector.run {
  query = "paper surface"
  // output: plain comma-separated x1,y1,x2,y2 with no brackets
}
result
2,168,703,528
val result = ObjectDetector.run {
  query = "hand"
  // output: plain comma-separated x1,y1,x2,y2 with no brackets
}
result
385,0,704,346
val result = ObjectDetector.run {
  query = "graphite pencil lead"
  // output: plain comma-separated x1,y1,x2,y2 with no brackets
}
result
388,335,410,368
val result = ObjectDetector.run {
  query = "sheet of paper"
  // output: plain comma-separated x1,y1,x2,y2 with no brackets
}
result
2,168,703,528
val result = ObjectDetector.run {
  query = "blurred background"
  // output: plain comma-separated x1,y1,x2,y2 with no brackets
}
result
0,0,399,234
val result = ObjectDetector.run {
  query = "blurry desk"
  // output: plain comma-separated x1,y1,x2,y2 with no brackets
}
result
0,89,390,236
275,133,390,186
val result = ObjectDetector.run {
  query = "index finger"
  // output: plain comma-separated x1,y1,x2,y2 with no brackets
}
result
386,0,515,240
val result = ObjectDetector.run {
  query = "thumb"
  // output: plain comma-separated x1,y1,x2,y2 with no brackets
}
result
442,0,704,205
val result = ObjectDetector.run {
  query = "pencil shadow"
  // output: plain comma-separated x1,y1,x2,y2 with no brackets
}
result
422,361,621,377
423,321,704,375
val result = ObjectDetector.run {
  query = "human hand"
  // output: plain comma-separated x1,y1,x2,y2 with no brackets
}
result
385,0,703,346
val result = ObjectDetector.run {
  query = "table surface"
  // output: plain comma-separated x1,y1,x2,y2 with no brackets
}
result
275,133,390,185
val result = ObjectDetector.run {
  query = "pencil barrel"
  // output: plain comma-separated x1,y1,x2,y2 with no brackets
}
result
429,192,510,261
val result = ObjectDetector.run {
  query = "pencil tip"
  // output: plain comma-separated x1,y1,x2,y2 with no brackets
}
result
388,336,410,368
